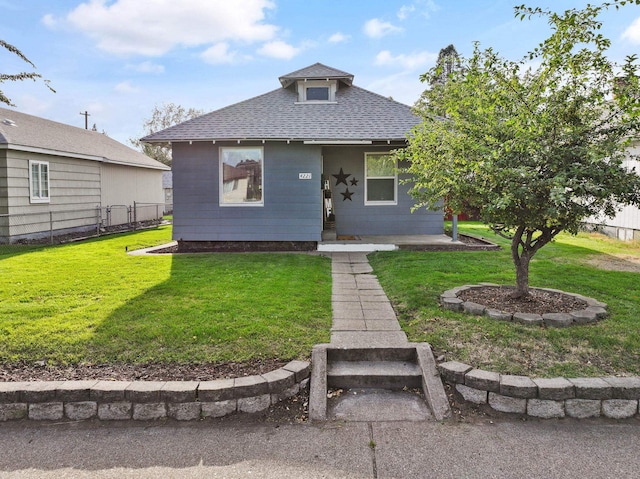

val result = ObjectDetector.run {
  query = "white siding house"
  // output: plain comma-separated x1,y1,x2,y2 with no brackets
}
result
0,107,169,243
585,142,640,241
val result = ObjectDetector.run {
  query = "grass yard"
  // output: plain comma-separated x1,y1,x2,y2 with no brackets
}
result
0,225,332,365
369,222,640,378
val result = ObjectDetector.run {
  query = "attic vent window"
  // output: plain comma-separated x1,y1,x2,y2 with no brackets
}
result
306,87,329,101
296,80,337,103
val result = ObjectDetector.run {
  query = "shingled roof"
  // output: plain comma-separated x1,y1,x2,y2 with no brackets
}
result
0,107,169,170
143,63,420,144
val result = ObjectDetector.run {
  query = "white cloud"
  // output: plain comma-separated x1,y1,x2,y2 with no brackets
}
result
257,40,301,60
363,19,403,38
114,81,138,93
398,1,440,20
201,43,239,64
328,32,350,44
50,0,278,56
622,17,640,44
41,13,57,28
127,61,165,74
397,5,415,20
375,50,437,70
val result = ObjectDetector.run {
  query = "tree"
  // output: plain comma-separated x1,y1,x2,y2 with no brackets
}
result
429,44,462,87
1,40,54,106
398,1,640,298
130,103,205,166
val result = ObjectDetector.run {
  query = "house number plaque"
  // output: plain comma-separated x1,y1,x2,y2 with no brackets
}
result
298,173,312,180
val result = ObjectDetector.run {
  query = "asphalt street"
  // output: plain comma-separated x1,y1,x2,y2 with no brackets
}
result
0,415,638,478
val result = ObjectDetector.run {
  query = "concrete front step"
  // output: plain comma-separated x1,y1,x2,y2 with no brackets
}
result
310,343,452,422
328,360,422,389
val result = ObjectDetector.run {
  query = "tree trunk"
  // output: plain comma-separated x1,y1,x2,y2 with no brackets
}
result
511,227,530,299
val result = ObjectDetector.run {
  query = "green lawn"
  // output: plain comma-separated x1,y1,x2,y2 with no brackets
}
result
369,222,640,378
0,225,332,365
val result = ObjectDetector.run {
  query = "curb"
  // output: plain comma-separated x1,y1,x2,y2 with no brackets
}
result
0,360,309,422
439,361,640,419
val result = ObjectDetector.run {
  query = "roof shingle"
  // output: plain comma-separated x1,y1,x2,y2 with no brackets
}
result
143,64,420,144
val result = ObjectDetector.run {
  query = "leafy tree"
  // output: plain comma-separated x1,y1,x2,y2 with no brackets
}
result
399,1,640,298
130,103,204,166
1,40,54,106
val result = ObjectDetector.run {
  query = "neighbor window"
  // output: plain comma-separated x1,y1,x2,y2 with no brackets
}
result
220,147,263,206
29,160,50,203
365,153,397,205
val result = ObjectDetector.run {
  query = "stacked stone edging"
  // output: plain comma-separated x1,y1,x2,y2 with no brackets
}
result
440,284,608,327
439,361,640,419
0,360,309,422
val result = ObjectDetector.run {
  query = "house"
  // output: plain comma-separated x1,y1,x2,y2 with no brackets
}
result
162,170,173,214
142,63,443,251
585,140,640,241
0,107,169,243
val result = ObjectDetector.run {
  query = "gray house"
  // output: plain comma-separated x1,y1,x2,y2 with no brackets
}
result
143,63,442,251
0,107,169,243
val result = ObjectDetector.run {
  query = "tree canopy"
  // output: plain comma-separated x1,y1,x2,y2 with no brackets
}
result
130,103,205,166
398,1,640,297
1,40,54,107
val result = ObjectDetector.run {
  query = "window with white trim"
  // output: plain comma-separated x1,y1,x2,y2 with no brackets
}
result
220,147,264,206
296,80,337,103
365,153,397,205
29,160,50,203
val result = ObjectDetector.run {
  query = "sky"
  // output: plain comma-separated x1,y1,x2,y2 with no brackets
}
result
2,0,640,147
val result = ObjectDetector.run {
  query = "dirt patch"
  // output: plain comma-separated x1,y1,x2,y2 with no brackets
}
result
458,286,587,315
0,359,288,382
583,254,640,273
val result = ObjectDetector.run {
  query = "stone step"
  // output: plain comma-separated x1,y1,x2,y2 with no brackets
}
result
327,360,422,389
327,388,432,421
327,346,417,363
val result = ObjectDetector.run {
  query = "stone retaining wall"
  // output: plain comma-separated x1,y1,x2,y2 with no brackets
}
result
439,361,640,419
0,360,309,422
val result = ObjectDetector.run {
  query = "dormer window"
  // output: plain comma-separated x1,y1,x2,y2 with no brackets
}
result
296,80,337,103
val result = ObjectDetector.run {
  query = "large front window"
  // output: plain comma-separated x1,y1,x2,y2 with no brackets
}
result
220,147,263,206
29,160,50,203
365,153,397,205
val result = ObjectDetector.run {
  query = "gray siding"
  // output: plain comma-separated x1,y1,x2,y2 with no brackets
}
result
323,146,442,236
172,141,323,242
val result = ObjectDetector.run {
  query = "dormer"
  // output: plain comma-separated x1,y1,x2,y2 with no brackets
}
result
278,62,354,104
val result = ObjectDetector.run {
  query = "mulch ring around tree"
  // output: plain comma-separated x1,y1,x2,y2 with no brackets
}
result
441,285,608,327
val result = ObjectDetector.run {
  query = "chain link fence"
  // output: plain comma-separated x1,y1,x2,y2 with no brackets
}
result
0,202,166,248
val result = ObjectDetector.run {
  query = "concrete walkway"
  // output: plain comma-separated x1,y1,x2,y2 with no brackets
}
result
330,252,408,347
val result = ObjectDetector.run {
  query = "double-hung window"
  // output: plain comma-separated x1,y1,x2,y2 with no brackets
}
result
364,153,397,205
29,160,50,203
220,147,264,206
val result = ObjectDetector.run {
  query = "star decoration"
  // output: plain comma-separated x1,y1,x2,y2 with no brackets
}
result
350,177,359,186
341,188,354,201
332,168,351,186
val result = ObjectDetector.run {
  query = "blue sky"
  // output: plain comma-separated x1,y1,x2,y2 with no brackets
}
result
2,0,640,146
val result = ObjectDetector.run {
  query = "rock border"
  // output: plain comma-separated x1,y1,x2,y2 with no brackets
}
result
439,361,640,419
0,360,309,422
440,284,608,327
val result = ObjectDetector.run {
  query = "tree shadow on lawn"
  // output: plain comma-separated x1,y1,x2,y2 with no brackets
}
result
88,252,332,365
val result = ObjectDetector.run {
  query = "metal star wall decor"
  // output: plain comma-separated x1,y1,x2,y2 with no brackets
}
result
350,177,359,186
341,188,354,201
332,168,350,186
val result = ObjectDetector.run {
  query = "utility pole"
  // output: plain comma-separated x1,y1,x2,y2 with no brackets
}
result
79,111,90,129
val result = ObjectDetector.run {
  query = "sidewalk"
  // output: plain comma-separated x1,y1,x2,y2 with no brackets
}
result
1,417,639,478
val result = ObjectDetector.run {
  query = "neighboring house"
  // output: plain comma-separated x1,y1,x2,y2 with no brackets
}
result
162,170,173,214
142,63,442,251
0,107,169,243
585,140,640,241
